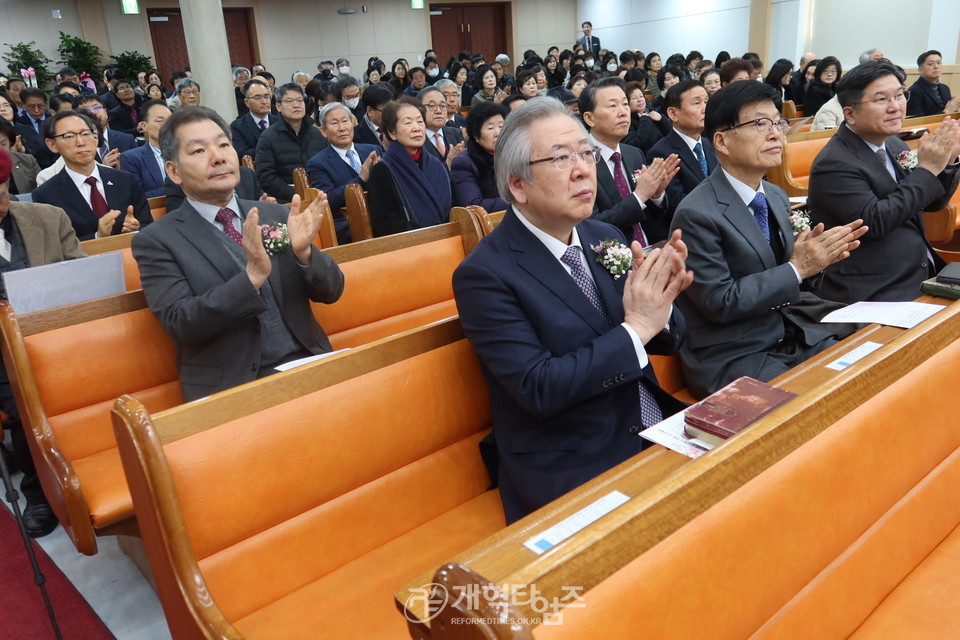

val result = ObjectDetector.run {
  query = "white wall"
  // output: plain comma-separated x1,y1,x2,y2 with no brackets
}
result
0,0,82,76
577,0,750,61
516,0,578,57
929,0,960,65
769,0,805,65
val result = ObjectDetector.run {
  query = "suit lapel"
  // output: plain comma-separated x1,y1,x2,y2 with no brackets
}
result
765,183,795,257
173,203,243,283
713,171,778,270
57,171,96,223
9,206,44,265
670,131,703,179
579,224,624,322
596,158,620,205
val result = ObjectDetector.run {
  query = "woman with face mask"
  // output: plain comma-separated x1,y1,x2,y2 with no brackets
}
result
424,56,443,84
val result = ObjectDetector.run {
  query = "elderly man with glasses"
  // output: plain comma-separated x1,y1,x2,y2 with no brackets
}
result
670,80,868,398
452,98,691,524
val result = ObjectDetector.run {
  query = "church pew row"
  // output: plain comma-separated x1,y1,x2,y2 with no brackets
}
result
471,309,960,640
399,296,960,639
111,317,503,639
0,219,481,555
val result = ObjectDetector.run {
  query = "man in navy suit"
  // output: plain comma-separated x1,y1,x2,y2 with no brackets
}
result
648,80,718,220
32,111,151,240
307,102,380,243
419,86,465,169
574,21,601,57
453,98,692,524
120,100,171,198
581,77,680,245
353,84,390,151
77,95,137,165
230,79,277,159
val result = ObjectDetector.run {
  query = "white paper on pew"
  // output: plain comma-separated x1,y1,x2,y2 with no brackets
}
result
824,340,884,371
523,490,631,555
3,252,124,314
789,196,807,204
821,301,943,329
639,411,713,459
274,348,350,371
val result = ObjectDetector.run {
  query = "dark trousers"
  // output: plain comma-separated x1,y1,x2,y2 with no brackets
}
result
1,361,45,505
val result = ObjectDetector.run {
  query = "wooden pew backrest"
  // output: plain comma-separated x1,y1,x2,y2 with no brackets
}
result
344,183,373,242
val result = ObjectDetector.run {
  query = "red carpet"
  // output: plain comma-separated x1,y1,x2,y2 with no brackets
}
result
0,506,115,640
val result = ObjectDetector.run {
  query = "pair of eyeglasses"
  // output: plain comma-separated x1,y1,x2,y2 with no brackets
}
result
423,102,446,111
281,98,305,105
855,90,910,108
723,117,790,135
53,130,96,143
528,147,600,170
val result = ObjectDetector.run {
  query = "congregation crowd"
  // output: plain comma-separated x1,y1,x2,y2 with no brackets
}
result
2,23,960,532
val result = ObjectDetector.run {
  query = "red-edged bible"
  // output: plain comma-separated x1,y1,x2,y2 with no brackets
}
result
684,377,797,447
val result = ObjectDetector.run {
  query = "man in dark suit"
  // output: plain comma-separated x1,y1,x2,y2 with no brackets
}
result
809,61,960,304
354,84,390,151
32,111,151,241
648,80,717,219
307,102,381,243
419,86,465,169
906,50,960,117
581,77,679,245
0,148,85,537
435,79,467,128
575,21,601,57
120,100,170,198
132,107,344,402
233,66,251,116
231,79,276,159
671,81,867,398
453,98,691,524
16,88,51,135
77,95,137,164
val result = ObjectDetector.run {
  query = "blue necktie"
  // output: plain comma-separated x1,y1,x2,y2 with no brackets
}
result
693,142,709,177
751,192,771,243
346,149,361,174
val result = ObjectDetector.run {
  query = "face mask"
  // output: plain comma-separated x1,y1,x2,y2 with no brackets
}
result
339,66,351,75
427,68,439,78
585,60,594,68
607,63,618,72
344,97,360,109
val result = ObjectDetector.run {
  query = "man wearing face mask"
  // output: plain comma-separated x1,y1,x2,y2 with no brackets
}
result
336,77,365,122
335,58,360,85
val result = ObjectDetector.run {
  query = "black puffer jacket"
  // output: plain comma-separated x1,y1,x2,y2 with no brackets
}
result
254,115,328,202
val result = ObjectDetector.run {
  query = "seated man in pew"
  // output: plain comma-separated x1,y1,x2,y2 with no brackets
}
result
670,81,868,398
119,100,171,198
453,98,691,524
809,61,960,303
132,107,345,402
0,148,85,537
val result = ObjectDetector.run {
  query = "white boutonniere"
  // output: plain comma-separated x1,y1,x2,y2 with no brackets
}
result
788,209,811,235
896,150,918,173
591,238,632,279
260,222,290,255
631,169,642,185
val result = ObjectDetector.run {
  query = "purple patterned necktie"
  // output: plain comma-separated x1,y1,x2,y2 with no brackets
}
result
750,192,771,243
612,151,647,247
215,208,243,245
560,245,663,428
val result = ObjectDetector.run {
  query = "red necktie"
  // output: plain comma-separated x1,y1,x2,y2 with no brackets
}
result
84,176,109,218
215,208,243,245
376,127,384,145
611,152,647,247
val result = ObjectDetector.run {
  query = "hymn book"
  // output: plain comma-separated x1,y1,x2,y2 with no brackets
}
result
683,377,797,447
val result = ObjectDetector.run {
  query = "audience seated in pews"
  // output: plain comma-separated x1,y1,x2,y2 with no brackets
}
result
581,76,679,245
803,56,842,116
306,101,381,243
355,84,389,150
106,79,143,137
419,85,465,169
0,148,84,537
0,118,39,194
367,97,452,237
32,110,151,241
231,79,277,159
907,50,960,117
452,98,690,523
132,106,344,402
809,61,960,303
671,80,868,398
450,101,509,212
119,100,171,198
623,81,670,154
254,82,327,203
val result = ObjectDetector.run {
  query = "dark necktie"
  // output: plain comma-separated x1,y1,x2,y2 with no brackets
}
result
560,244,663,427
876,148,897,182
33,118,42,135
612,151,647,248
377,127,385,145
258,119,267,133
84,176,109,218
693,142,709,177
750,192,771,243
215,208,243,245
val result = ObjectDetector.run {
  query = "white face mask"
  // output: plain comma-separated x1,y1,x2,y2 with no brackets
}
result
607,63,618,72
585,59,594,68
344,97,360,109
427,67,439,78
339,66,351,75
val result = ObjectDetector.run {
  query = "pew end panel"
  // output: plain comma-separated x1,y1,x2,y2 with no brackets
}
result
344,183,373,242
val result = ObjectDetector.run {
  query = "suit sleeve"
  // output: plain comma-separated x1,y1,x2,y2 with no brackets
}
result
231,121,255,159
307,153,360,213
56,209,86,259
671,201,800,324
255,134,296,202
453,259,644,419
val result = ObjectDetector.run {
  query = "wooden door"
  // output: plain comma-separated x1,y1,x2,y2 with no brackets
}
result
147,10,189,88
224,9,256,69
429,3,509,65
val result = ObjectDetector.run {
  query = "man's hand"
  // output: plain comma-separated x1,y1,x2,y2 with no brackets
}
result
622,243,694,344
358,150,380,182
789,219,868,279
917,117,960,175
445,141,465,170
97,209,123,237
120,205,140,233
632,155,680,202
946,96,960,114
258,192,277,203
102,148,121,169
287,192,327,264
243,207,272,289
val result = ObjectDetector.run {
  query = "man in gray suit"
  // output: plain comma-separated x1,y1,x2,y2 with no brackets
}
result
809,61,960,304
670,82,867,398
132,107,345,402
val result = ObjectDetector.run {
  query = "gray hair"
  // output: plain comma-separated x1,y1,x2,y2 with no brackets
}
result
433,78,457,92
417,85,444,101
232,66,251,81
496,54,511,65
317,101,351,127
291,71,311,83
175,77,200,94
494,98,582,204
858,49,880,65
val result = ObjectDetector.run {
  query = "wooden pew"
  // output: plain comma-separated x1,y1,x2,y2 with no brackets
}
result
0,220,485,554
399,296,960,638
504,311,960,640
344,183,373,242
111,317,504,639
241,154,255,171
293,166,309,200
147,195,167,221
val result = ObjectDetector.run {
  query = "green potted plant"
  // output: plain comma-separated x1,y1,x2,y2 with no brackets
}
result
109,50,153,84
57,31,102,78
2,41,54,89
